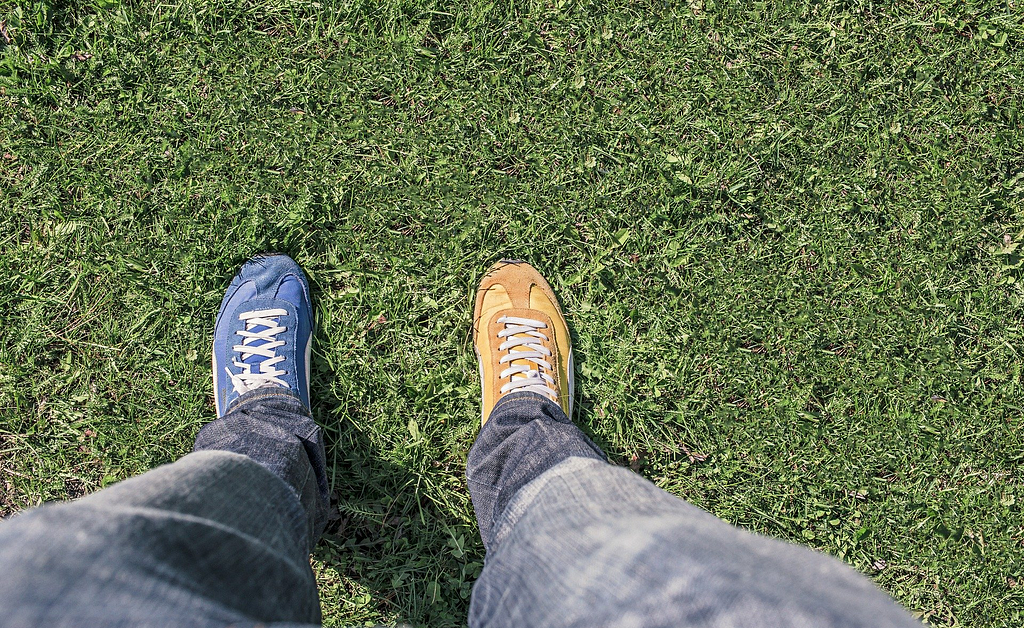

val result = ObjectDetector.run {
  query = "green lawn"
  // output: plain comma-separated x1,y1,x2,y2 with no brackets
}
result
2,0,1024,625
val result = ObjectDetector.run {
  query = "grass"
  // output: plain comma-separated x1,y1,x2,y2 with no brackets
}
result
2,0,1024,625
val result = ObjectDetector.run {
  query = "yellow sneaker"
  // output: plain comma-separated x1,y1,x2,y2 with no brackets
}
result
472,260,574,425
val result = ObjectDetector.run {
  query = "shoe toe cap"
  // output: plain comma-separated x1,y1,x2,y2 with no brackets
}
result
236,255,309,303
218,255,311,325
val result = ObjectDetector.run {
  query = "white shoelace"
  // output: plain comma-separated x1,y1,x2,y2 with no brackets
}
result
227,308,289,395
497,315,558,401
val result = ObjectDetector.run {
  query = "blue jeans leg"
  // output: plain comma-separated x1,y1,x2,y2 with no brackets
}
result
193,389,330,548
0,390,326,628
466,391,605,548
466,393,919,628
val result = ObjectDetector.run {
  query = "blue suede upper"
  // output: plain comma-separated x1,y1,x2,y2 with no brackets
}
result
213,255,313,416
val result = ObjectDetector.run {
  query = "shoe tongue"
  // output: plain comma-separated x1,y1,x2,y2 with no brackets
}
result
242,323,272,367
509,332,543,380
239,275,301,370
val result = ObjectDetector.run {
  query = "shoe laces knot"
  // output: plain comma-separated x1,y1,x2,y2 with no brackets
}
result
496,315,558,402
227,308,289,395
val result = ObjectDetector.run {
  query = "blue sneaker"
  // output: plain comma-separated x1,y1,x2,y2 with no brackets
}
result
212,254,313,417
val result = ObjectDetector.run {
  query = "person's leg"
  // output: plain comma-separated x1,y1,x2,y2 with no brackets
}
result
0,391,327,628
467,260,919,628
193,389,329,552
466,393,920,628
0,254,327,628
466,391,605,546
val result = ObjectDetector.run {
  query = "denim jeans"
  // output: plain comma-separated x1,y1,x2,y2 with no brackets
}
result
0,390,327,628
0,391,919,627
466,394,919,628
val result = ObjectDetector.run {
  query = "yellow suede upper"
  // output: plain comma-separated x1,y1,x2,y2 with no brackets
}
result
472,260,573,424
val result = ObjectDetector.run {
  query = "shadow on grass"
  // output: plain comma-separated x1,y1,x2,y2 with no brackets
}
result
302,260,626,626
309,350,480,628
